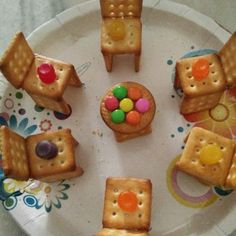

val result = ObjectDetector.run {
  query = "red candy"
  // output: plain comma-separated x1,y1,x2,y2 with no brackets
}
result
105,96,119,111
37,63,56,84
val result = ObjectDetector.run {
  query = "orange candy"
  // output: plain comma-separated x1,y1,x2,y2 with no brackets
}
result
118,191,138,212
192,58,209,81
128,87,142,101
126,111,141,125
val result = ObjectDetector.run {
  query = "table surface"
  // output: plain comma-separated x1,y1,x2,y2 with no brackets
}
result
0,0,235,235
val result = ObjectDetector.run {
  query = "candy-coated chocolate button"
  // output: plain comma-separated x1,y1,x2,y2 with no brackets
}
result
128,87,142,101
118,191,138,212
35,140,58,160
192,58,209,81
199,144,223,165
108,20,126,41
37,63,56,84
126,111,141,125
113,86,128,100
111,109,125,123
119,98,134,112
135,98,150,113
105,96,119,111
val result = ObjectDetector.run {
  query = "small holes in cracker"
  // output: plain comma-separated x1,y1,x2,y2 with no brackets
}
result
119,12,124,17
112,212,117,216
114,188,119,193
119,4,124,10
128,4,134,10
139,190,143,195
138,213,142,218
109,4,114,9
110,11,115,17
59,148,64,153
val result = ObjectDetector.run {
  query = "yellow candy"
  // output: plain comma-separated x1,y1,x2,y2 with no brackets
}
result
120,98,134,112
199,144,223,165
108,20,126,41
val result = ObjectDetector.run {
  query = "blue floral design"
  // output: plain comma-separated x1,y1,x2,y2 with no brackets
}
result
0,114,37,136
23,181,70,213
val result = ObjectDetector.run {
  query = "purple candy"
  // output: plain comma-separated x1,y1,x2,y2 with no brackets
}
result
35,140,58,160
135,98,150,113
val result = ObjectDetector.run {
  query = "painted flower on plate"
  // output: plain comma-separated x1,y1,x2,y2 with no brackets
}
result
0,114,37,136
24,181,70,212
183,88,236,139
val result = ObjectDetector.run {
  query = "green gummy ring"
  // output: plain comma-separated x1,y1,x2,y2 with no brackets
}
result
113,86,127,100
111,109,125,124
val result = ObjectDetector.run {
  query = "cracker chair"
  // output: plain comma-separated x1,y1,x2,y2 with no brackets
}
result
100,0,143,72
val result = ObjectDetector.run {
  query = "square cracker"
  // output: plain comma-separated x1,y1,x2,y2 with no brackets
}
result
0,126,30,180
0,32,34,88
176,127,235,186
176,54,226,97
22,54,73,99
101,18,141,55
30,94,71,115
102,177,152,231
26,129,77,179
180,91,223,114
96,228,149,236
100,0,143,18
219,32,236,87
225,151,236,188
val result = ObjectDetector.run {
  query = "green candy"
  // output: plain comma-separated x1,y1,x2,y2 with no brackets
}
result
111,109,125,124
113,86,127,100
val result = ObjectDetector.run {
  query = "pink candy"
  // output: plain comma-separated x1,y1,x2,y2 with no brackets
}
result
135,98,150,113
105,96,119,111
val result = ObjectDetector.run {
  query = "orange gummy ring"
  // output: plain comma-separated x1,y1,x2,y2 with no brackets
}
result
192,58,209,80
128,87,142,101
126,110,141,125
118,191,138,212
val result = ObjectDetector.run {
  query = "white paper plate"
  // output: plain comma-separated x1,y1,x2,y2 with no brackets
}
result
0,0,234,235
